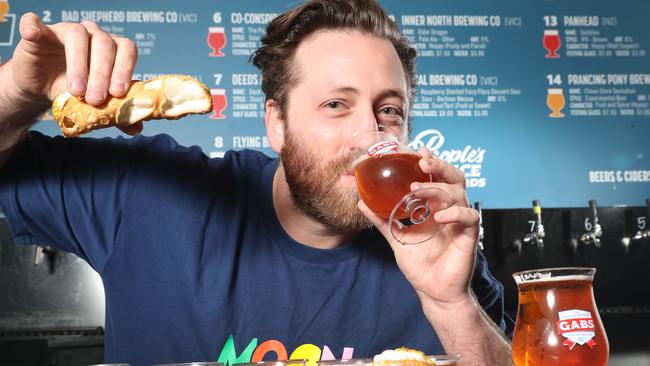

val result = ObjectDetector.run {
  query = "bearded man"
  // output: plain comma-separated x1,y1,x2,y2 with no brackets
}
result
0,1,513,365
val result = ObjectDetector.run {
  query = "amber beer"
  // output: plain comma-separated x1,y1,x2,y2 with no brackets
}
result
0,0,9,22
512,268,609,366
354,152,429,219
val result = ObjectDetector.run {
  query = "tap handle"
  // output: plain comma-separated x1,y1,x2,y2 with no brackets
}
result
532,200,542,225
474,201,482,212
532,200,541,215
34,246,45,265
474,202,485,249
589,199,599,223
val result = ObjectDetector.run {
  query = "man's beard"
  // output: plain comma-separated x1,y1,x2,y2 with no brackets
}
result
280,127,373,232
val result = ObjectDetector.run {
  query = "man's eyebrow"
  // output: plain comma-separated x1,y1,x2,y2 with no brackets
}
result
329,86,360,95
378,89,406,101
327,87,406,101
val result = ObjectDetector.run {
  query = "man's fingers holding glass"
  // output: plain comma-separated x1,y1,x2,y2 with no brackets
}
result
417,155,466,188
410,181,469,208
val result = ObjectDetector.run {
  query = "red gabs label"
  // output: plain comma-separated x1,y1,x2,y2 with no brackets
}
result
367,141,398,158
556,309,597,350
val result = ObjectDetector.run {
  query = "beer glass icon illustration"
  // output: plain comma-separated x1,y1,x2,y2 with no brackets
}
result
0,0,9,22
543,30,561,58
0,2,14,47
207,27,227,57
547,88,566,118
210,88,227,119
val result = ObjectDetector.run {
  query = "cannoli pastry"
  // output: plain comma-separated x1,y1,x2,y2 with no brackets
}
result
373,348,436,366
52,75,212,137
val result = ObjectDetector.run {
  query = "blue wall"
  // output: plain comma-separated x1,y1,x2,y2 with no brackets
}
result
0,0,648,208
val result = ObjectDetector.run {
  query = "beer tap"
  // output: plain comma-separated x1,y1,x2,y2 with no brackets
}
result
620,198,649,254
513,200,545,254
579,200,603,247
474,201,484,250
631,198,650,241
34,245,57,274
523,200,545,248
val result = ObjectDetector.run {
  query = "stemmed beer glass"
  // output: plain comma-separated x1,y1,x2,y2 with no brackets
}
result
348,128,452,245
512,267,609,366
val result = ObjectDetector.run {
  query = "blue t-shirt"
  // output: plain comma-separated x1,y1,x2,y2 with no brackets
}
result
0,131,509,366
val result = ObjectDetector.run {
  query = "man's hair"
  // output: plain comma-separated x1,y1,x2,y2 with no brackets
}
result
251,0,417,120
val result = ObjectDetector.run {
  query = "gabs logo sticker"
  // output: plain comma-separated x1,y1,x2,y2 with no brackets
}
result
556,309,597,350
367,141,398,158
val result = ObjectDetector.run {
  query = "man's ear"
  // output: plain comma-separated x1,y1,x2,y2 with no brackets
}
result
265,99,285,154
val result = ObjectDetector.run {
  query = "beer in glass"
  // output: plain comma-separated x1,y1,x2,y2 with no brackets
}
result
354,152,428,220
350,129,451,245
512,267,609,366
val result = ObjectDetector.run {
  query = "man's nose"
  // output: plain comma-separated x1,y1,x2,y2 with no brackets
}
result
343,108,379,153
355,109,380,135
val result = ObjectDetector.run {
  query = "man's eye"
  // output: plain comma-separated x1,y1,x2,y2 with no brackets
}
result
326,101,343,109
381,107,401,116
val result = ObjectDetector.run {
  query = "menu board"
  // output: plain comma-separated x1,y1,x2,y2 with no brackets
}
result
0,0,648,209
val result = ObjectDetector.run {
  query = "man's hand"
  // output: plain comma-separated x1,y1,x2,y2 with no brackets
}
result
358,148,513,365
11,13,137,104
1,13,141,136
358,146,478,307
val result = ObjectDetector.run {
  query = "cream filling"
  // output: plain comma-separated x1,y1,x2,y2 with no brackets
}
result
116,97,155,125
373,349,430,363
54,92,73,110
160,77,211,117
144,78,163,90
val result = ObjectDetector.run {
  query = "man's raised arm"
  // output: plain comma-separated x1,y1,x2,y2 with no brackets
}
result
0,12,138,168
